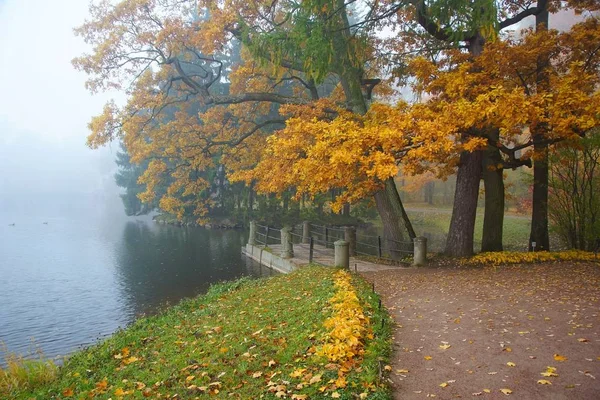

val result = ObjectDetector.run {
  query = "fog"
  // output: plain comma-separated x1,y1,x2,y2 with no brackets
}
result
0,0,124,219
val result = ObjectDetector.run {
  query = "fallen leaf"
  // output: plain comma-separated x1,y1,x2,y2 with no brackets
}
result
62,388,74,397
396,369,409,374
500,388,512,395
439,344,451,350
123,356,139,365
384,365,392,371
507,362,516,367
331,392,341,398
440,382,449,388
577,338,589,343
483,389,491,393
291,395,308,400
537,379,552,385
252,371,262,378
554,354,567,362
424,355,432,360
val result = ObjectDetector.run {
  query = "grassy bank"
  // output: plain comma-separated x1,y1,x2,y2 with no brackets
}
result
5,267,392,399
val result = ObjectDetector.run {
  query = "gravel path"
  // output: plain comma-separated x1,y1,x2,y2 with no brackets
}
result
362,262,600,399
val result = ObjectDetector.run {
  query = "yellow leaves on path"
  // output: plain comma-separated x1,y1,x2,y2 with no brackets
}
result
506,362,516,367
316,270,370,363
500,388,513,395
465,250,598,266
537,379,553,385
424,355,432,360
439,343,451,350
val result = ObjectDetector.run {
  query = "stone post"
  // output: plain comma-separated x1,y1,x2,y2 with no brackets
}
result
302,221,311,244
334,240,349,269
281,226,294,259
344,226,356,256
413,237,427,266
248,221,257,245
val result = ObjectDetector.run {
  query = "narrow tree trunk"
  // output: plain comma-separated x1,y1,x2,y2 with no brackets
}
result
248,185,254,211
342,203,350,216
529,4,550,251
445,150,483,256
482,129,504,252
424,181,434,205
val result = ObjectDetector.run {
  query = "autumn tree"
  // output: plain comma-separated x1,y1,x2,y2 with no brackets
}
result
376,0,600,255
74,0,427,249
409,13,600,252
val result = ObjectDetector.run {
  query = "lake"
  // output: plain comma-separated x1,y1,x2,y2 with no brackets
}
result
0,201,265,365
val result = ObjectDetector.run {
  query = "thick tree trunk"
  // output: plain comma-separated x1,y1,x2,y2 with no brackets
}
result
374,178,417,260
445,34,485,257
530,139,550,250
482,129,504,252
529,4,550,251
445,150,483,256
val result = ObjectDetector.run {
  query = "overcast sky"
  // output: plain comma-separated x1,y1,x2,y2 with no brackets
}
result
0,0,121,206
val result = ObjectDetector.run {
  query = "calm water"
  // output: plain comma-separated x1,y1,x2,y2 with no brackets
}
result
0,205,264,364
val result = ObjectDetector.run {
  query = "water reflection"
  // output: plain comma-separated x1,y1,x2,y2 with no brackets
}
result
114,222,252,317
0,215,270,365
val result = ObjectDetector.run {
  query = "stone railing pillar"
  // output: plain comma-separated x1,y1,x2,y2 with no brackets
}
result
281,226,294,259
334,240,349,269
302,221,311,244
344,226,356,256
413,237,427,266
248,221,257,245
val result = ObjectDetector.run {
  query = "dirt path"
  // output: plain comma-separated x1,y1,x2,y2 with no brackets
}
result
362,262,600,399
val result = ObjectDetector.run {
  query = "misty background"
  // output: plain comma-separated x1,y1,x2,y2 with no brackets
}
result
0,0,123,220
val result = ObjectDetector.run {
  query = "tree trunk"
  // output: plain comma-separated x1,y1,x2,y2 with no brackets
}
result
374,178,417,260
424,181,434,205
529,4,550,251
482,129,504,252
342,203,350,216
248,185,254,212
445,33,485,257
445,150,483,257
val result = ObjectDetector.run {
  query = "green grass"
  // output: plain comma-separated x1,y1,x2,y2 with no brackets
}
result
9,267,391,399
406,210,531,252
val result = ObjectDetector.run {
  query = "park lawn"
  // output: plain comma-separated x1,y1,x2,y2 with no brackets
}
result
6,267,392,399
406,209,531,252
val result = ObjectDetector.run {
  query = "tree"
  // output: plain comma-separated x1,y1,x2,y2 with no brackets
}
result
549,133,600,251
408,15,600,253
74,0,419,247
114,143,158,216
